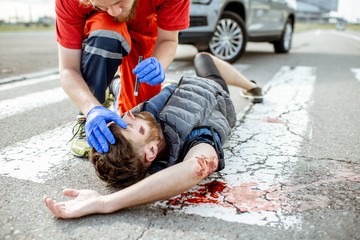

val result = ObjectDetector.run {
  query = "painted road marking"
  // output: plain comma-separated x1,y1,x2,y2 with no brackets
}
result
0,87,68,120
0,122,76,183
351,68,360,82
155,66,317,228
331,30,360,42
0,70,59,85
0,74,59,91
167,61,249,78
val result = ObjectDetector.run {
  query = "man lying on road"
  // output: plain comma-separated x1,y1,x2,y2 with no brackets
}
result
44,52,263,218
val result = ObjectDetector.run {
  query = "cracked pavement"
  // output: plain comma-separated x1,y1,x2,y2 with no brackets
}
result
1,30,360,239
155,66,358,229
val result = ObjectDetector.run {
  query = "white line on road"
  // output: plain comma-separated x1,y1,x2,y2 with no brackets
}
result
0,122,76,183
330,30,360,42
0,87,68,120
0,69,59,85
155,66,316,228
167,62,249,78
0,74,60,92
351,68,360,82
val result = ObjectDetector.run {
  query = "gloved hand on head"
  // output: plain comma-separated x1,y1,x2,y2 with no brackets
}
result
85,106,127,153
132,57,165,86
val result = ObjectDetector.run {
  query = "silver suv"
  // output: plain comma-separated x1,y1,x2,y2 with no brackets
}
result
179,0,297,62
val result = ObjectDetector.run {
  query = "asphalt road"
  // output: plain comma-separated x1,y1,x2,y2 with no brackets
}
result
0,31,58,80
0,29,360,239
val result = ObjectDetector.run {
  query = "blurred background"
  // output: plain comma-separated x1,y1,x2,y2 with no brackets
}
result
0,0,360,30
0,0,55,28
0,0,359,79
1,0,360,28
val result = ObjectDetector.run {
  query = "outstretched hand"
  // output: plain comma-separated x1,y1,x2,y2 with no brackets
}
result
43,189,104,219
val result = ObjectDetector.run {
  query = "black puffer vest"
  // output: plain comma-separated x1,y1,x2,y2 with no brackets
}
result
158,76,236,168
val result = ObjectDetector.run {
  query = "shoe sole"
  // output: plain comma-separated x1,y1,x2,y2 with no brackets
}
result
251,97,263,103
70,149,89,158
240,92,263,103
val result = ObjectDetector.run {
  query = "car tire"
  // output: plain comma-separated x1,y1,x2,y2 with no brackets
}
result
208,11,247,63
273,18,293,53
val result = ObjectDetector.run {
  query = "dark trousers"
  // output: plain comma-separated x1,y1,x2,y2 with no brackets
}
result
193,53,229,94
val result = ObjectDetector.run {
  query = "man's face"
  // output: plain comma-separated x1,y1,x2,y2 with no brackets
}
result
121,111,161,146
91,0,138,22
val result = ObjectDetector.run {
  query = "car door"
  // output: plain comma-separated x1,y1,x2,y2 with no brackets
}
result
247,0,285,36
266,0,287,32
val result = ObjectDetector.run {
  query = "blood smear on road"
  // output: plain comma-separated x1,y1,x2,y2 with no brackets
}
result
155,66,317,228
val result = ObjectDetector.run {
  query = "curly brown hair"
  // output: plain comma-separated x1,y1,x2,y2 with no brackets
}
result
89,122,148,189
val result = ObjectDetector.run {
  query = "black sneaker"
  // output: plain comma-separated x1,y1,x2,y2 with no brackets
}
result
241,81,263,103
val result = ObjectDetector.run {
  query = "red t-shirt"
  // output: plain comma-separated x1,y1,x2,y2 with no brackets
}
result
55,0,190,49
56,0,190,114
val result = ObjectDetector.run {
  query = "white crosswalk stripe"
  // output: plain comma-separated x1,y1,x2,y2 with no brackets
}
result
331,30,360,42
0,122,75,183
0,87,68,120
351,68,360,82
0,74,59,91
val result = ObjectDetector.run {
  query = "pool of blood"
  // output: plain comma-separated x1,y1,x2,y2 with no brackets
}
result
166,180,228,207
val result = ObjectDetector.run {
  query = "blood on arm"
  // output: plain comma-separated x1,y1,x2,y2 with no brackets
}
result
194,155,218,178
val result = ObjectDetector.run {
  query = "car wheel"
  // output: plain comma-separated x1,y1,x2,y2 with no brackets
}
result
208,11,247,63
273,19,293,53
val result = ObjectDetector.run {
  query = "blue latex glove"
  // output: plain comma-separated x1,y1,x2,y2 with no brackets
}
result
85,106,127,153
132,57,165,86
